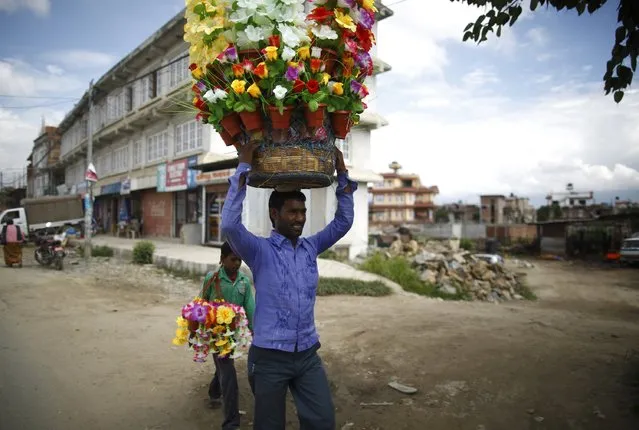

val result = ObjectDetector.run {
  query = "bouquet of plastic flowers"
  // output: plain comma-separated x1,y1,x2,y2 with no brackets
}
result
172,297,252,362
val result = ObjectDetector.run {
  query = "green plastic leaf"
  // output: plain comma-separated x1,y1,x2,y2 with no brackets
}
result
308,99,319,112
530,0,539,11
614,91,624,103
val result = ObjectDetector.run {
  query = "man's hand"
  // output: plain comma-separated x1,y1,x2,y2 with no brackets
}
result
238,141,261,166
335,147,347,174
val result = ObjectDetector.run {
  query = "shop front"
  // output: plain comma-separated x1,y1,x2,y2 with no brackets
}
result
158,156,200,241
196,168,235,245
95,181,122,235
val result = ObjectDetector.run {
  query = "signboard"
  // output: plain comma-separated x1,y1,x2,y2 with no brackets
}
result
196,168,236,185
101,182,122,196
156,163,166,192
120,177,131,195
165,158,189,192
187,155,198,189
85,162,98,182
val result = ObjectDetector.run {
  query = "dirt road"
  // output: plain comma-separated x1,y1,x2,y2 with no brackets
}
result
1,255,638,430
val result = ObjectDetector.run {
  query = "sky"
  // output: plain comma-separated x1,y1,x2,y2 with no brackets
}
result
0,0,638,205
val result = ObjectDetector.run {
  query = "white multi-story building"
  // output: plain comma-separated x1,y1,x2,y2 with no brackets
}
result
55,3,393,258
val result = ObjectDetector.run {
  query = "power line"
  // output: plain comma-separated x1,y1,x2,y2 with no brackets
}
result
1,99,77,109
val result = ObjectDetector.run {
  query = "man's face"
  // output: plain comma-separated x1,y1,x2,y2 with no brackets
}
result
272,199,306,239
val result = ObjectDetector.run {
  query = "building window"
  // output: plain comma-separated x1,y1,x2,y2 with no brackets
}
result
113,145,129,173
374,195,384,203
335,134,352,164
170,55,190,89
147,131,169,163
175,120,203,155
132,140,143,166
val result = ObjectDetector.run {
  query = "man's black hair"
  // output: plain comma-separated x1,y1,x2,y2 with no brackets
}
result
268,190,306,223
221,241,234,258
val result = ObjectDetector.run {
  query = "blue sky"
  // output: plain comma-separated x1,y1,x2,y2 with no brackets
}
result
0,0,637,204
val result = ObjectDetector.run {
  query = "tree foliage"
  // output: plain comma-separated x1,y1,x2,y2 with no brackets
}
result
452,0,639,103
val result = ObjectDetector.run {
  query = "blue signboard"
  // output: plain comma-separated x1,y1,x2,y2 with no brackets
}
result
101,182,122,196
187,155,198,189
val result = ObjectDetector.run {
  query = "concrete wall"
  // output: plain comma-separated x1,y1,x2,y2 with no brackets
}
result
540,237,565,255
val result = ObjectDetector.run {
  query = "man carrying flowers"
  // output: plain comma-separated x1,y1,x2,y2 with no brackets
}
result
201,242,255,430
221,142,356,430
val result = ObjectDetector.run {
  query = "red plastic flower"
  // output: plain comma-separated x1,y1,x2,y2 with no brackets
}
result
254,62,268,79
242,59,254,72
268,34,281,47
356,25,374,52
310,58,323,73
189,63,198,71
232,64,245,78
307,6,333,22
293,79,305,93
194,98,207,111
306,79,320,94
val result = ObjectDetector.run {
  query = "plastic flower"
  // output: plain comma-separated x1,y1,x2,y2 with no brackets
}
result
285,66,300,81
361,0,378,11
306,79,320,94
310,25,338,40
310,58,323,73
297,46,310,60
293,79,305,93
247,83,262,98
282,46,296,62
242,59,255,72
189,64,204,80
350,80,369,98
330,82,344,95
216,305,236,325
245,24,267,43
268,34,281,47
231,80,246,94
358,9,375,30
224,45,238,62
311,46,322,58
334,10,356,31
215,338,229,347
254,62,269,78
337,0,356,7
212,325,226,335
307,6,333,22
264,46,279,61
176,317,188,328
273,85,288,100
232,64,245,77
321,72,330,85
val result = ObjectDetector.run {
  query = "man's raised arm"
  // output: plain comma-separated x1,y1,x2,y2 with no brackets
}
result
220,142,261,267
308,148,357,255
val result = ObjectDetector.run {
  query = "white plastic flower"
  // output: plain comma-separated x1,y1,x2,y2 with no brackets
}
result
311,46,323,58
236,0,260,11
273,85,288,100
213,89,227,100
279,24,302,47
202,89,216,103
245,24,266,42
229,9,252,24
281,46,296,62
311,24,338,40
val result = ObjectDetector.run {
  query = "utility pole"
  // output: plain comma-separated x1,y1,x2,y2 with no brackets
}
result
84,81,95,263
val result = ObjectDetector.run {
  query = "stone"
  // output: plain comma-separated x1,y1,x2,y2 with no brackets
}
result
438,284,458,296
388,381,418,394
420,269,437,284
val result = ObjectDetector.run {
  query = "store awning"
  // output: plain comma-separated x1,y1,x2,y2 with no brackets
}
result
190,152,238,172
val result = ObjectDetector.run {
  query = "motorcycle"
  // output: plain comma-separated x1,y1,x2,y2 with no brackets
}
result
34,222,68,271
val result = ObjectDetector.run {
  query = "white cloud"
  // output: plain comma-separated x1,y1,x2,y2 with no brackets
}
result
371,0,639,203
45,64,64,75
0,0,50,16
42,50,117,70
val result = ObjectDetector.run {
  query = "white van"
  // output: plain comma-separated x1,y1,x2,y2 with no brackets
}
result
620,234,639,266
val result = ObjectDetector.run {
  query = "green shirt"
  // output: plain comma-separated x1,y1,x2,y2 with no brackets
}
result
201,267,255,330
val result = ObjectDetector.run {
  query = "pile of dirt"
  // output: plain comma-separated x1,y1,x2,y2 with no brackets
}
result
412,241,531,302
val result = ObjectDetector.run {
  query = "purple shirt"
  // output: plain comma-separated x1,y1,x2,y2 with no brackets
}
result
221,162,357,352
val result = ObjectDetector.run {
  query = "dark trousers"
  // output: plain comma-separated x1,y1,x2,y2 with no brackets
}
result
247,343,335,430
209,355,241,430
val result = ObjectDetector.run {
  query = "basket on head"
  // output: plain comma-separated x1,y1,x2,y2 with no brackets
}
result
243,108,336,189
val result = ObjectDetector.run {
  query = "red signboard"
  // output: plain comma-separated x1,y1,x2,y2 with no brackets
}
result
165,159,188,191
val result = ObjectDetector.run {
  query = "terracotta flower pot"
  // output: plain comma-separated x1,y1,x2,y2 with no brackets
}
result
304,103,327,129
220,113,242,137
239,110,264,132
321,48,338,75
239,49,262,62
218,129,237,147
330,110,353,139
268,106,294,130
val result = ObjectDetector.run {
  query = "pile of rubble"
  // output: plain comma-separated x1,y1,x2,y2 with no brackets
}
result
411,241,532,302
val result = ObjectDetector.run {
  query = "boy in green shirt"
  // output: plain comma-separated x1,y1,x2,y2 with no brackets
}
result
201,242,255,429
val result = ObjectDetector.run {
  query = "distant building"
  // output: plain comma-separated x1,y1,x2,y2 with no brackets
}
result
438,203,480,223
546,183,595,220
29,122,63,197
480,193,536,224
369,161,439,226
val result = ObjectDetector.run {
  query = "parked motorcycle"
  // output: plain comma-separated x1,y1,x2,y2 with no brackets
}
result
34,222,68,271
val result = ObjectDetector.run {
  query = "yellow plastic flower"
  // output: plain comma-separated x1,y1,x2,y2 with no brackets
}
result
231,80,246,94
213,324,226,335
207,308,216,326
297,46,310,60
216,305,236,325
175,327,189,338
191,66,204,80
321,73,330,85
215,338,229,347
247,83,262,98
176,317,188,328
264,46,278,61
288,61,299,69
172,337,188,346
332,82,344,95
334,10,356,32
361,0,378,12
220,347,233,356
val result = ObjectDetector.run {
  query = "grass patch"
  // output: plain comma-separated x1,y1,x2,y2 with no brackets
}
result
76,245,114,258
515,281,538,300
319,249,347,262
132,241,155,265
359,252,465,299
162,266,203,283
317,278,392,297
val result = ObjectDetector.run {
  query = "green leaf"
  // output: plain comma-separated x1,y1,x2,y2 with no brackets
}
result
233,101,245,112
631,54,637,72
496,26,502,37
308,99,319,112
617,64,632,83
576,2,585,14
463,32,472,42
614,91,624,103
509,6,522,26
530,0,539,11
463,22,473,32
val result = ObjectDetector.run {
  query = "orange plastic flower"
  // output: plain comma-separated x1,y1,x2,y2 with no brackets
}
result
232,64,244,77
254,62,269,79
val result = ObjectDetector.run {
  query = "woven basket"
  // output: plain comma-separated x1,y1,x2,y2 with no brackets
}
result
243,107,336,189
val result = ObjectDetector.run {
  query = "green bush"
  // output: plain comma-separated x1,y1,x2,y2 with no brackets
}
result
92,245,114,257
132,241,155,265
319,249,346,262
459,238,475,251
317,278,392,297
360,253,440,296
